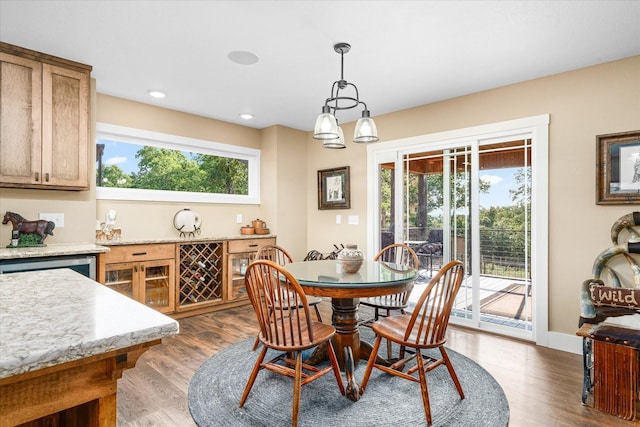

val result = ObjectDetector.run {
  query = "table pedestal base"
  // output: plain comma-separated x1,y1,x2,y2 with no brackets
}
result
305,298,390,401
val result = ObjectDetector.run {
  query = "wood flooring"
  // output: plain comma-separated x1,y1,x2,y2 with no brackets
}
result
117,301,638,426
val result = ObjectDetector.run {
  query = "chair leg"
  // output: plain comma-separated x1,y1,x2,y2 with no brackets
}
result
252,335,261,351
416,349,433,426
326,340,346,395
439,346,464,398
360,335,383,391
239,346,268,407
313,304,323,322
292,351,303,427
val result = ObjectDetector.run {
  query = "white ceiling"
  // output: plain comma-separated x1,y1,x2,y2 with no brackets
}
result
1,1,639,132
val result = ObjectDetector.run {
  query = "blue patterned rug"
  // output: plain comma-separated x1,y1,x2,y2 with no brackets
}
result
188,330,509,426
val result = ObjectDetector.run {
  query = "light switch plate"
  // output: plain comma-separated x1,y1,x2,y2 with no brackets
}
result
348,215,359,225
39,213,64,228
336,215,342,224
236,214,243,224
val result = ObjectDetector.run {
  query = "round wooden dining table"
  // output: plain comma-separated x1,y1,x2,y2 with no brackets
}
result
284,259,417,401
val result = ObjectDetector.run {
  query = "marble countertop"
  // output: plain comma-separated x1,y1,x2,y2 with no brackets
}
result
98,233,276,246
0,235,277,258
0,269,179,379
0,243,109,260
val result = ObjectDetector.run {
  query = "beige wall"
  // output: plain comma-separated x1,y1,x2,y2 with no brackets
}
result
258,125,308,260
305,55,640,337
2,56,638,343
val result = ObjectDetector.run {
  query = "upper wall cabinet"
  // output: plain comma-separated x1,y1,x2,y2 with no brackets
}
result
0,42,92,190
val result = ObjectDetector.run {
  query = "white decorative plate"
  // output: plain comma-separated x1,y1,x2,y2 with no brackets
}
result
173,208,202,235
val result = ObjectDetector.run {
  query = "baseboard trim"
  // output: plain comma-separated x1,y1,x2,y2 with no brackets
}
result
547,331,583,355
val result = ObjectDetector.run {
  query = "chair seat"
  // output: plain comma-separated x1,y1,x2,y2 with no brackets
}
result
372,314,445,349
360,295,407,310
259,320,336,352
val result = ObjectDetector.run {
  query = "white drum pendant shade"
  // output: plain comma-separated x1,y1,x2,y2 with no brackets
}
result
322,126,346,149
314,109,339,140
354,111,379,143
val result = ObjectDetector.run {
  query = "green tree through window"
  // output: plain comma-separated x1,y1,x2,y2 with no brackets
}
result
96,123,259,204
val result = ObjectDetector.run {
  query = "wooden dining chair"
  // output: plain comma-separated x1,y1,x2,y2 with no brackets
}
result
360,243,420,358
239,260,345,427
360,260,465,426
252,245,324,351
256,245,323,321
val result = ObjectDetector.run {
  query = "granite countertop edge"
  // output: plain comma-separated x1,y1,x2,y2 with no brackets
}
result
97,233,276,246
0,234,277,259
0,243,109,260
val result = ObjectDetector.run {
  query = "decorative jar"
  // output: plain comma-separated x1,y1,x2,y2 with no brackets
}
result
338,244,365,274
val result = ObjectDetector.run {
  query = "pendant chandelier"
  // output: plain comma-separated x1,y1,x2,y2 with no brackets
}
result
313,42,379,149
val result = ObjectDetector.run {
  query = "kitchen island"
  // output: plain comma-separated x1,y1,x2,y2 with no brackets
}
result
0,268,179,426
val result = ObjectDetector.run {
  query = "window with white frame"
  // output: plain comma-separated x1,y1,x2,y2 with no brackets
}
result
95,123,260,204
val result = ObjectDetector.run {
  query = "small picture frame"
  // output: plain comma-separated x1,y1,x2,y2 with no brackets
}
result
596,130,640,205
318,166,350,210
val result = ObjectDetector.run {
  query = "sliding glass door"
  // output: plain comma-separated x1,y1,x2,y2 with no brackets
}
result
371,120,545,342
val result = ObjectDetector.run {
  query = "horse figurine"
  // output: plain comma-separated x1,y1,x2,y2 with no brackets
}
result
2,211,55,245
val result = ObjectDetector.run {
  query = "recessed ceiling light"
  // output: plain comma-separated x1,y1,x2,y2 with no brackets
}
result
240,113,254,120
148,90,166,99
228,51,259,65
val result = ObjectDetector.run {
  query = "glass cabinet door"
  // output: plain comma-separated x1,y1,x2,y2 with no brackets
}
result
142,260,174,313
104,263,135,298
228,252,254,300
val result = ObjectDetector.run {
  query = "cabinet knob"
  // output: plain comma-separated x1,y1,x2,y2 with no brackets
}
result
45,173,50,182
35,172,39,182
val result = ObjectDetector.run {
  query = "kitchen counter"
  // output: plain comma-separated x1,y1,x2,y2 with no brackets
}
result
0,268,179,426
0,243,109,260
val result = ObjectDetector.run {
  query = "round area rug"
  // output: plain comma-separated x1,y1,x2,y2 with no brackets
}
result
188,331,509,426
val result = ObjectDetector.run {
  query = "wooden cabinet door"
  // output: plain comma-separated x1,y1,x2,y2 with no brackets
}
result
0,42,90,190
0,52,42,185
41,63,89,189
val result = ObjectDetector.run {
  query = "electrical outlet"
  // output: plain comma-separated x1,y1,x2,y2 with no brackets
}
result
236,214,243,224
39,213,64,228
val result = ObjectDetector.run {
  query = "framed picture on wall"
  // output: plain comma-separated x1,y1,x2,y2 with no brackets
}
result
597,130,640,204
318,166,350,210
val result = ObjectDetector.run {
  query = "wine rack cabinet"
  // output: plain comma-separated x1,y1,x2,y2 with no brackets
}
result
177,241,224,311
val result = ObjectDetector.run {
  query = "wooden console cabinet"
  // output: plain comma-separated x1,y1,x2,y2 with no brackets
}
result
98,236,275,318
0,42,91,190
